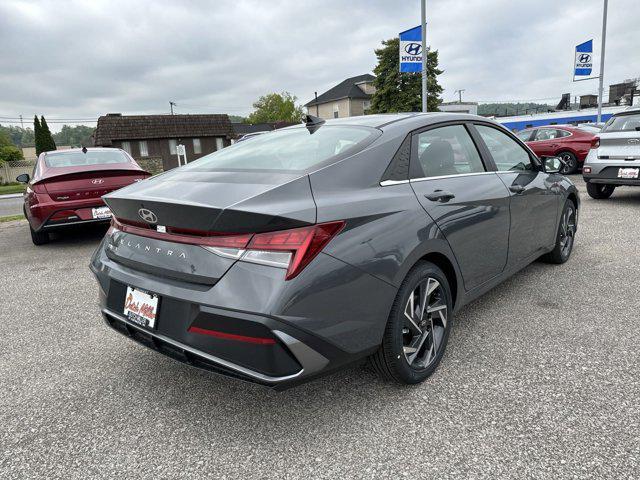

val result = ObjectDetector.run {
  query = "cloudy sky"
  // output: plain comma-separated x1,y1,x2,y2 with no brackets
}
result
1,0,638,131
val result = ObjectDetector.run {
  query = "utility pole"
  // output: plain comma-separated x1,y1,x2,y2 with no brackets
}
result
455,89,465,103
169,101,176,115
597,0,608,123
19,114,24,128
421,0,428,113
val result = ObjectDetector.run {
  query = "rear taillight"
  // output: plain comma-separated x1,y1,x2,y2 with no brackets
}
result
246,221,345,279
110,217,344,280
591,137,600,149
203,221,345,280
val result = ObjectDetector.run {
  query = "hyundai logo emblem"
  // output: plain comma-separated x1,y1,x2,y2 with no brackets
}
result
628,139,640,144
91,179,104,184
578,54,591,63
404,43,422,56
138,208,158,224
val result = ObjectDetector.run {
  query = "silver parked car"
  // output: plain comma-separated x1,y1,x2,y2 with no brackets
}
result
583,108,640,199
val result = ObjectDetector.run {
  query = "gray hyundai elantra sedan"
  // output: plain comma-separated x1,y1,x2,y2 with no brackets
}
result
90,113,579,389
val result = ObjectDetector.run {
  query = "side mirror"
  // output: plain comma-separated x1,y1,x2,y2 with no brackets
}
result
542,156,564,174
16,173,30,184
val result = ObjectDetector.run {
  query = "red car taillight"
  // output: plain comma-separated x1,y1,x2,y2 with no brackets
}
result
590,137,600,149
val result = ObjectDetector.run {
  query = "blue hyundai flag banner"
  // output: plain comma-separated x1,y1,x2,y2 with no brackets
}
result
399,25,423,73
574,40,593,77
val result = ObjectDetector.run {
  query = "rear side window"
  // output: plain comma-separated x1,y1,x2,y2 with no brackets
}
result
44,150,130,168
602,113,640,132
183,126,378,172
516,130,533,141
412,125,485,178
475,125,534,172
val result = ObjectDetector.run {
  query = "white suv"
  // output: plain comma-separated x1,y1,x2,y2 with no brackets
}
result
583,108,640,199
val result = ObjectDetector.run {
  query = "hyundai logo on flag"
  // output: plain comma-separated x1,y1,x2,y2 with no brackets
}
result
579,54,591,63
404,43,422,56
574,39,593,78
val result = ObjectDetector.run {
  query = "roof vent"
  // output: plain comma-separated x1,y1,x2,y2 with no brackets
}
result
106,113,122,117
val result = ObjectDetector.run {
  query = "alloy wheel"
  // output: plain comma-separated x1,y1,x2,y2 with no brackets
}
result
402,278,447,370
559,206,576,257
560,153,576,174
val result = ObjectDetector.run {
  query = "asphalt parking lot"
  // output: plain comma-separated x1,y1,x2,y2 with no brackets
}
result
1,177,638,479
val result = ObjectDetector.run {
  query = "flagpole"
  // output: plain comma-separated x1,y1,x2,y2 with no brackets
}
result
597,0,608,123
421,0,427,113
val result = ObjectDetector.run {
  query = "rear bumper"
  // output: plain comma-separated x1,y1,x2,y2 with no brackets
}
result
90,235,394,389
29,196,110,231
583,162,640,186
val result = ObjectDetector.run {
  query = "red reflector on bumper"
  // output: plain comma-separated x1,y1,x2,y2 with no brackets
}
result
188,326,276,345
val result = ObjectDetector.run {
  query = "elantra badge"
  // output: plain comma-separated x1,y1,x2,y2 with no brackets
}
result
138,208,158,224
91,179,104,184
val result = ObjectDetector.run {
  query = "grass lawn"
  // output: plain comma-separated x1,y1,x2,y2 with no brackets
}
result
0,183,26,195
0,214,25,223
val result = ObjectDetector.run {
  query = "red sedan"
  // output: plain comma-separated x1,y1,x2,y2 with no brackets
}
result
17,147,150,245
515,125,598,174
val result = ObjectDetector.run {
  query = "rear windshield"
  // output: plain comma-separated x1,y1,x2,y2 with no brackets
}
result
182,125,378,172
602,113,640,132
45,150,130,168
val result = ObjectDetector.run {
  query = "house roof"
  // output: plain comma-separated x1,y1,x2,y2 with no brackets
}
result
93,113,234,146
305,74,375,107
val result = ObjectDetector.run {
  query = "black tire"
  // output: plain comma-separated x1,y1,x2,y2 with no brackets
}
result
29,224,50,245
541,200,576,264
558,151,578,175
586,182,615,199
370,261,452,384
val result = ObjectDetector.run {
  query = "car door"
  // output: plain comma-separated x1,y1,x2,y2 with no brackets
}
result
472,123,560,266
529,128,558,157
409,123,511,291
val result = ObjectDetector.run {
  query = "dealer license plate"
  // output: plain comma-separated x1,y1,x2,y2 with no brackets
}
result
92,206,112,219
124,286,159,329
618,168,639,179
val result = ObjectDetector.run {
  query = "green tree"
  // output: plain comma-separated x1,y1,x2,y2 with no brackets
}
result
246,92,304,123
369,38,443,113
53,125,95,147
40,116,57,152
0,145,24,164
34,116,43,155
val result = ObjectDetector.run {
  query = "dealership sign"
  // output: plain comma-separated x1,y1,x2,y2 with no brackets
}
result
399,25,423,73
574,39,593,77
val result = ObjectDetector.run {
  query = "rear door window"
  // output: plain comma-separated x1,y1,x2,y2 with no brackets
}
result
412,124,486,178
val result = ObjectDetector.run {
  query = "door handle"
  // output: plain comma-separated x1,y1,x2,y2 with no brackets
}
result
425,190,456,202
509,185,526,194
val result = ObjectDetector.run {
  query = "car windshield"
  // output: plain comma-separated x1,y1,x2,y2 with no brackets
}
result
182,125,377,172
45,150,130,168
602,113,640,132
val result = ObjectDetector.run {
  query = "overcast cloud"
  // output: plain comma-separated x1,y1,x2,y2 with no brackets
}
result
1,0,638,130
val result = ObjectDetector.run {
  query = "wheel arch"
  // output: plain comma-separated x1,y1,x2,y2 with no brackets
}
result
418,252,459,310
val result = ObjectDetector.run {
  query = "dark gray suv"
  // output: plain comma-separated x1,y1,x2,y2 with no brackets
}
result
90,113,579,389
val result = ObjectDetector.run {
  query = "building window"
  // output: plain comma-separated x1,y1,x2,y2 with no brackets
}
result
121,141,131,155
139,141,148,157
169,139,177,155
193,138,202,154
333,103,339,118
363,100,371,111
215,138,224,151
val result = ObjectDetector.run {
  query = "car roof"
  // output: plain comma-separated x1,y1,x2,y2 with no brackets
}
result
315,112,497,129
44,147,122,156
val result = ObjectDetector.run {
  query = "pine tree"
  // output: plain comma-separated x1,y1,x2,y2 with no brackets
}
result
34,115,43,155
40,116,57,152
369,38,443,113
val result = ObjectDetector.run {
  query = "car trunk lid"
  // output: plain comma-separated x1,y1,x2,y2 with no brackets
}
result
597,132,640,160
42,170,148,201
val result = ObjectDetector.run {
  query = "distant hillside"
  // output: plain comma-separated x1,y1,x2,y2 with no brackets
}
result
478,103,553,117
